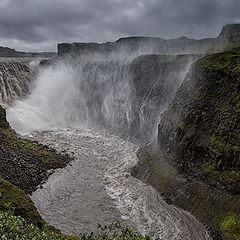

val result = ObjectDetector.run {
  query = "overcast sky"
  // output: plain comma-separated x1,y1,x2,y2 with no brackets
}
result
0,0,239,52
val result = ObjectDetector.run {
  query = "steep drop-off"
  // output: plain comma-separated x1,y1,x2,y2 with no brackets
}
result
0,104,73,228
0,59,34,107
1,24,240,239
132,44,240,239
129,54,200,142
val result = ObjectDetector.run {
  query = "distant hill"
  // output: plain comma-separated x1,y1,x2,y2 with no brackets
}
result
0,46,56,58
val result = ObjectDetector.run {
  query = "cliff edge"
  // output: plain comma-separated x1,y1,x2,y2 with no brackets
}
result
0,105,72,226
132,43,240,240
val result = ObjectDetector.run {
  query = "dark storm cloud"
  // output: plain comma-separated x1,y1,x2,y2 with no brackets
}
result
0,0,239,51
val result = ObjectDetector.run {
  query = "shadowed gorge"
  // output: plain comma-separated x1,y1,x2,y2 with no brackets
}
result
0,23,239,239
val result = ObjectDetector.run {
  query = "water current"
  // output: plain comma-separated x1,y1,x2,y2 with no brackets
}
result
29,127,211,240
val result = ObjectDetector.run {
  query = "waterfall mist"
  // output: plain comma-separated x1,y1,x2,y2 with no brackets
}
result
7,50,200,143
2,42,214,239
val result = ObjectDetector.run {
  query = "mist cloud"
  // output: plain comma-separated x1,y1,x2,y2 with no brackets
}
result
0,0,239,51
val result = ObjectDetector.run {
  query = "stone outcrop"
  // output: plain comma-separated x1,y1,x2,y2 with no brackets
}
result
219,24,240,42
0,104,72,194
132,43,240,240
58,24,240,57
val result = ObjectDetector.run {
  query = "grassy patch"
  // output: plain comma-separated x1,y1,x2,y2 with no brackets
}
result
195,48,240,74
220,214,240,240
0,177,43,226
0,205,157,240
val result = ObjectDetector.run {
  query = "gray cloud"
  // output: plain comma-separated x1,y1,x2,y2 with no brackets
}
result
0,0,239,51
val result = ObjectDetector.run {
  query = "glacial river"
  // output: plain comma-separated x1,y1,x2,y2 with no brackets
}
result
29,127,211,240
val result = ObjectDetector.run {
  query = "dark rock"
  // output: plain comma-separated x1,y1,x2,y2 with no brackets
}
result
0,105,72,194
133,47,240,239
219,23,240,41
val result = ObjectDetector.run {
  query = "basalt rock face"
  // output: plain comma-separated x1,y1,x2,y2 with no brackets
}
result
0,106,10,129
0,104,72,194
129,54,201,142
219,24,240,42
132,46,240,240
158,49,240,188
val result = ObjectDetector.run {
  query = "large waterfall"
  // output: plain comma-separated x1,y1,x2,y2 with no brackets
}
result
4,49,211,239
0,58,36,107
7,52,199,143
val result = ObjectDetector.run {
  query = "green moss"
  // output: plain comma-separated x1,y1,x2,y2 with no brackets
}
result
0,177,43,226
133,147,240,240
195,49,240,74
153,45,240,239
221,214,240,240
177,183,240,240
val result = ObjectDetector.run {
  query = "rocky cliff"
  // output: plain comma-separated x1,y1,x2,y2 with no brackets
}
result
219,24,240,42
1,23,239,239
132,42,240,239
0,104,72,227
129,54,200,142
58,24,240,57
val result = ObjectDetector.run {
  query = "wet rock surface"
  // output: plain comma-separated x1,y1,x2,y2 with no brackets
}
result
0,105,72,194
133,47,240,239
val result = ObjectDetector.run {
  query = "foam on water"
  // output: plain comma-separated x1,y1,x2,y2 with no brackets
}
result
30,128,211,239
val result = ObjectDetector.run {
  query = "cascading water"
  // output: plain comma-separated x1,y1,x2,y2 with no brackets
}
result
7,53,199,143
6,51,211,239
0,58,34,107
29,128,211,239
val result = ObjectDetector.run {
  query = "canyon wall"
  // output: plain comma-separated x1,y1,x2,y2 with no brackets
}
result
132,41,240,240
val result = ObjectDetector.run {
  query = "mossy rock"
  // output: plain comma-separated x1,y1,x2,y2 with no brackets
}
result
0,106,10,129
0,105,72,193
0,177,43,226
153,43,240,239
132,146,240,240
158,44,240,190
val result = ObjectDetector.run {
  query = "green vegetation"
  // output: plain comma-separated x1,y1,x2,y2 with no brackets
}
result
0,104,71,193
0,204,78,240
176,46,240,239
142,42,240,239
0,204,156,240
0,177,43,226
134,147,240,240
196,50,240,73
220,214,240,240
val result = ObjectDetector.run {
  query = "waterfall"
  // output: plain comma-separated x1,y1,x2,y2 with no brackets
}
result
7,53,200,143
0,58,35,107
3,48,212,239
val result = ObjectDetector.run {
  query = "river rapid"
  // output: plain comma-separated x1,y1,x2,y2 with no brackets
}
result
28,127,211,240
4,55,211,239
